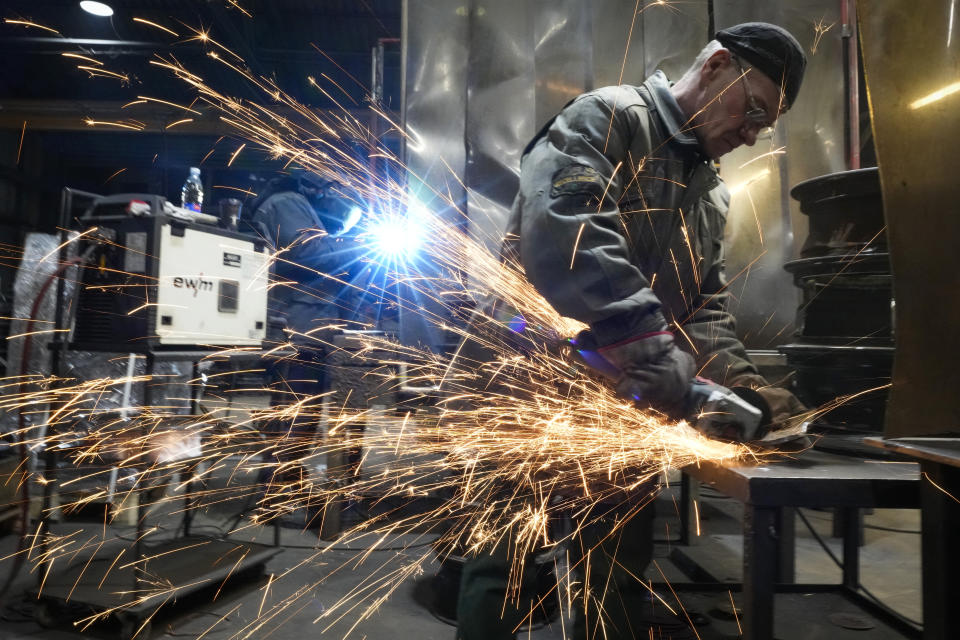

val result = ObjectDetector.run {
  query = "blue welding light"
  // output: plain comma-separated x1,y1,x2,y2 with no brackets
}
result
507,314,527,334
368,215,423,261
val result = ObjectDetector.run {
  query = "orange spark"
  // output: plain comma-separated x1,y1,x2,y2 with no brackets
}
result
213,185,257,196
16,121,26,165
84,118,144,131
227,143,246,167
4,19,60,34
165,118,194,130
138,95,201,114
61,52,103,66
132,17,180,37
104,168,127,184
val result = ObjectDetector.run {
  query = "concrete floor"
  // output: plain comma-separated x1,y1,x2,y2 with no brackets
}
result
0,467,922,640
0,392,923,640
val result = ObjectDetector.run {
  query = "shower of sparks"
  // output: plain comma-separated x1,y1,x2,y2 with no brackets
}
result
76,66,131,84
227,143,246,167
638,0,683,16
132,17,181,37
165,118,194,130
225,0,253,18
3,19,60,35
213,185,258,196
738,146,785,169
16,121,26,166
61,52,104,66
84,118,144,131
728,590,742,634
103,168,127,184
811,16,836,55
137,96,202,114
0,15,832,640
728,168,771,197
923,472,960,505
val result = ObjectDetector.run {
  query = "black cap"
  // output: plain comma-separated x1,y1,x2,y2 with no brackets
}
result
715,22,806,109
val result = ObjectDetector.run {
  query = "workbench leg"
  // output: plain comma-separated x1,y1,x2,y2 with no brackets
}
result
776,507,796,583
921,462,960,640
183,471,194,538
184,360,201,538
743,504,777,640
679,473,699,546
832,506,864,546
841,507,860,591
134,354,155,597
319,442,344,541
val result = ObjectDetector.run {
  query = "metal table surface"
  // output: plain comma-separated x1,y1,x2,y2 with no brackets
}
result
686,449,920,507
682,449,921,640
864,437,960,640
864,436,960,468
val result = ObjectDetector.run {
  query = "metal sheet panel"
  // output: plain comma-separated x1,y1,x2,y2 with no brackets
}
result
714,1,847,348
402,0,469,217
400,0,470,349
533,1,594,136
464,0,536,252
640,0,710,79
859,0,960,436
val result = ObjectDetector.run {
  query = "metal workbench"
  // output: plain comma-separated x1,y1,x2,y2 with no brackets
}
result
34,346,286,638
865,437,960,640
682,449,921,640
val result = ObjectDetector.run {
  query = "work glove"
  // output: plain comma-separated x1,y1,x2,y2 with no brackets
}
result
753,386,808,429
576,330,696,415
728,384,813,448
728,383,808,429
686,378,765,442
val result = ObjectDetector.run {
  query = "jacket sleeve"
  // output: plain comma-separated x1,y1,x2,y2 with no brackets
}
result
518,87,669,344
688,259,810,424
683,186,811,427
687,267,767,389
684,185,766,388
254,192,340,278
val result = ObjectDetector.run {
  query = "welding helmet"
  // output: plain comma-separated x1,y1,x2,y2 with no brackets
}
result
314,181,365,237
288,167,326,209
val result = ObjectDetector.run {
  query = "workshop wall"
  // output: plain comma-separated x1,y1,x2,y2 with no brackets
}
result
403,0,849,349
859,0,960,437
714,0,847,348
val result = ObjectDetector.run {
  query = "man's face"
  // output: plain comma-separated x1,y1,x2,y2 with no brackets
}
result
693,50,783,160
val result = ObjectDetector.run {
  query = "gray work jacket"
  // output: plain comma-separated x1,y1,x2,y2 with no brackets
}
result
251,190,338,308
504,70,763,387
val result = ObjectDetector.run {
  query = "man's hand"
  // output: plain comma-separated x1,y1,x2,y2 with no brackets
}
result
748,385,808,430
687,379,764,442
585,331,696,414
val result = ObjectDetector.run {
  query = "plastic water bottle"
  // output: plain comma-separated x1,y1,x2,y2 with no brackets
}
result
181,167,204,212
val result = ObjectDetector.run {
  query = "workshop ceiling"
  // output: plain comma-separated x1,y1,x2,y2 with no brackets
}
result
0,0,402,107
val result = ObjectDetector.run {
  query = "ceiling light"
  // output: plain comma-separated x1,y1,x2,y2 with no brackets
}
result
79,1,114,17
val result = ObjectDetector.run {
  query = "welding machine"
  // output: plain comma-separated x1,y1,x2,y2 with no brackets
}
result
71,194,270,351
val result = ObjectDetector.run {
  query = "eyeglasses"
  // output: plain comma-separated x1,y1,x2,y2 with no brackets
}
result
732,56,775,140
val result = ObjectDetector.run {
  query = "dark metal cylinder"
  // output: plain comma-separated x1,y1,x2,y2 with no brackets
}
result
218,198,241,230
789,167,885,258
781,168,893,432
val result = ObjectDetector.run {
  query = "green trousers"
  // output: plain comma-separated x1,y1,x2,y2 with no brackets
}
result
455,505,655,640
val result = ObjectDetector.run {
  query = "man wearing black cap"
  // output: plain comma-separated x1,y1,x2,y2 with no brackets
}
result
456,22,807,640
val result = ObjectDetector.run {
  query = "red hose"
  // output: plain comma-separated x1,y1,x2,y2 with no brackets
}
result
0,256,83,605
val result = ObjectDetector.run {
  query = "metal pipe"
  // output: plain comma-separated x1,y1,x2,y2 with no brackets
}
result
841,0,861,169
